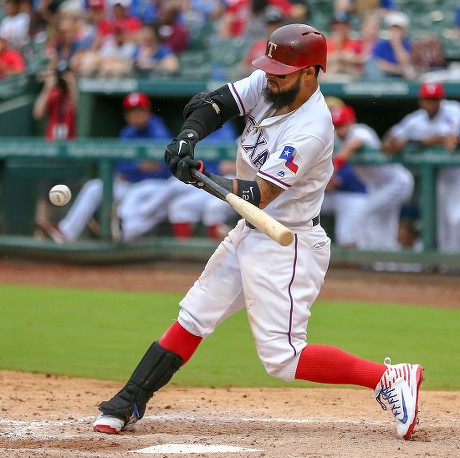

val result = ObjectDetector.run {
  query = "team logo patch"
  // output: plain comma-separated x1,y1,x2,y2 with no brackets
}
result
279,146,300,174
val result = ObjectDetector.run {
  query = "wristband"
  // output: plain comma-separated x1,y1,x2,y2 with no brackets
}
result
333,156,347,171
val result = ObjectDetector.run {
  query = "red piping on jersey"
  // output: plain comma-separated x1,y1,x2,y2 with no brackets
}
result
230,83,246,114
258,170,292,188
287,233,299,356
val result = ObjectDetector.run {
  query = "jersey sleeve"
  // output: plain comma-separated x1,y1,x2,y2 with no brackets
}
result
228,70,266,116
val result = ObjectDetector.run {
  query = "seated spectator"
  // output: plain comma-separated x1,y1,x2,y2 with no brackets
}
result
182,0,226,33
324,11,362,80
96,0,142,47
76,23,137,77
155,0,189,54
218,0,301,40
239,6,285,77
0,32,26,78
44,0,91,72
365,10,415,80
334,0,395,16
48,92,172,243
0,0,31,48
132,23,179,76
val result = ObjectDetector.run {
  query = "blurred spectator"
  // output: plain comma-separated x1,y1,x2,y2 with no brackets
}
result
349,10,380,79
0,31,26,78
218,0,301,40
76,23,136,76
324,11,362,80
182,0,226,33
44,0,90,72
322,104,368,248
239,5,284,77
132,23,179,76
334,0,395,16
382,82,460,253
0,0,31,48
33,62,78,240
96,0,142,45
365,10,415,80
331,104,414,251
81,0,107,47
155,0,189,54
33,63,78,140
48,92,172,243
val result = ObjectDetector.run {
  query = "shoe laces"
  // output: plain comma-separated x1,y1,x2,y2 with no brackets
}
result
374,357,402,417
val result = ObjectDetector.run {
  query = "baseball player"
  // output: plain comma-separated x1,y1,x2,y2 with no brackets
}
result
55,92,171,242
322,105,368,248
383,82,460,254
93,24,423,440
331,104,414,251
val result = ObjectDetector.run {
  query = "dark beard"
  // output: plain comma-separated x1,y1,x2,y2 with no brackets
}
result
262,77,301,109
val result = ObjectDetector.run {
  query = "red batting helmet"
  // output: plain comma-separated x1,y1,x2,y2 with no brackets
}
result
123,92,151,110
252,23,327,75
331,105,356,126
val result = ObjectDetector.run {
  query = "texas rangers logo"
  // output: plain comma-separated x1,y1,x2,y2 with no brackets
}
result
267,42,277,58
280,146,300,174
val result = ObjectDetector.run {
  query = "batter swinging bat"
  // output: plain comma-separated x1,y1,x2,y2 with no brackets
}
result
192,169,294,247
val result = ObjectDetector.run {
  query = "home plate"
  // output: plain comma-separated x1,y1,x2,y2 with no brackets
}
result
131,444,263,454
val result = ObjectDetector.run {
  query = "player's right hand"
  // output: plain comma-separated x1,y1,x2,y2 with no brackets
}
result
164,129,199,175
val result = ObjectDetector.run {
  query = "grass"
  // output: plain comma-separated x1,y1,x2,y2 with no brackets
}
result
0,285,458,390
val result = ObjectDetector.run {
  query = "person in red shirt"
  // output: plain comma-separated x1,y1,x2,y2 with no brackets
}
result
33,63,78,140
0,32,26,79
97,0,142,40
324,11,362,79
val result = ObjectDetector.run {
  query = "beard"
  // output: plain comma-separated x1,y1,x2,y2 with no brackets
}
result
262,75,301,109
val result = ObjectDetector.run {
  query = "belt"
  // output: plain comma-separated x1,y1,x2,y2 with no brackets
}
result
245,215,320,229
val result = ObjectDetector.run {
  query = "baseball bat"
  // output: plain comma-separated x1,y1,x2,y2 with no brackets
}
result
192,170,294,247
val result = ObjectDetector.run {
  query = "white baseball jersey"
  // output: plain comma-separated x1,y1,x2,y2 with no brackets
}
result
390,100,460,140
336,123,414,250
340,123,411,187
229,69,334,230
390,99,460,252
178,70,333,382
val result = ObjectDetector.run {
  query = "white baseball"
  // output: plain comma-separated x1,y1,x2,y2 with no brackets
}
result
49,184,72,206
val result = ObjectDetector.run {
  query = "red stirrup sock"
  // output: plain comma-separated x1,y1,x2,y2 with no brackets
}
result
159,321,202,364
172,222,193,238
295,344,387,389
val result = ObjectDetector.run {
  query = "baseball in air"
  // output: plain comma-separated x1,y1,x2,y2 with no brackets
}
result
49,184,72,206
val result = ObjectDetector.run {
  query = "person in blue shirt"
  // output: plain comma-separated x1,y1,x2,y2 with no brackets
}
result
51,92,172,243
365,10,415,80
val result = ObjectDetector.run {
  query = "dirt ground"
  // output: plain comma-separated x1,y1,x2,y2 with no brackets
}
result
0,258,459,457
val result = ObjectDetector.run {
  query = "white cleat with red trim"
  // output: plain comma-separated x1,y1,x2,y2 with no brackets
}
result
93,413,134,434
374,358,424,440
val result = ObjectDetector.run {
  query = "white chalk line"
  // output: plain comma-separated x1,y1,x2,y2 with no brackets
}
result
0,414,388,441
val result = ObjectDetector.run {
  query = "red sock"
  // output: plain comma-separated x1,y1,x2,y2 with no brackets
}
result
159,321,202,364
172,223,193,238
295,344,387,389
207,225,219,239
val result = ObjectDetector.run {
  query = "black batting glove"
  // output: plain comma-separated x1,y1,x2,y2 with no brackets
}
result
175,158,207,185
164,129,199,175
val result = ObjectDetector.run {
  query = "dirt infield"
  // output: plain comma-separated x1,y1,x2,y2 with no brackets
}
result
1,259,459,457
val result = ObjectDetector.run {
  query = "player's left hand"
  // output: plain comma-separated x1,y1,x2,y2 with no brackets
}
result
175,158,206,185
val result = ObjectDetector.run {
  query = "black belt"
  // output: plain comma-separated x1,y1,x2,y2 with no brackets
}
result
245,215,320,229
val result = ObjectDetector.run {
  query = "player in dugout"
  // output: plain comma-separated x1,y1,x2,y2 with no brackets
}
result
92,23,424,440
